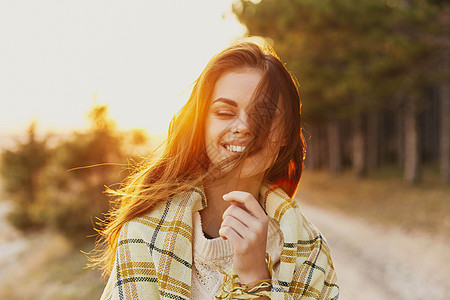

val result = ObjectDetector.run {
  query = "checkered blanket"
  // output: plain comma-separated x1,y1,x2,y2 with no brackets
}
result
101,184,339,299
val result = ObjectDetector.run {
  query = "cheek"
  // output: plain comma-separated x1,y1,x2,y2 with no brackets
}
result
205,115,218,143
262,142,281,166
205,117,229,143
243,140,281,173
256,131,283,167
204,117,227,163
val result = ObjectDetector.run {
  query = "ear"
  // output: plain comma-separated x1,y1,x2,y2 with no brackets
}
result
281,137,288,147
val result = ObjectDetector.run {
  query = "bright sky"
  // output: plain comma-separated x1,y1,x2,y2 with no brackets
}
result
0,0,246,136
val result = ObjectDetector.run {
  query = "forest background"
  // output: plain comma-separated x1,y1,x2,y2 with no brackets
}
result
0,0,449,299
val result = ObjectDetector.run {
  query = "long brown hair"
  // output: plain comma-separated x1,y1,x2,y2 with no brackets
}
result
91,41,306,276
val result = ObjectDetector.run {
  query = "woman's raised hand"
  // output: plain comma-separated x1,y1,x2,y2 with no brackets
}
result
219,191,270,284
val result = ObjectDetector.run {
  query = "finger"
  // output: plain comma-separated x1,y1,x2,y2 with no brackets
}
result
222,204,268,245
223,191,266,219
222,204,259,229
219,225,249,252
221,214,254,240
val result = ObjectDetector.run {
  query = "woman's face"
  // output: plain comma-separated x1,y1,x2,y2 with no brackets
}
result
204,69,283,180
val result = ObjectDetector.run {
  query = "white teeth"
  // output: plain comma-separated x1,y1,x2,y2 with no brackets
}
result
226,144,245,153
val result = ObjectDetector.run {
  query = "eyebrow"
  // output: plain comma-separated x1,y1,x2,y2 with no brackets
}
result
211,98,238,107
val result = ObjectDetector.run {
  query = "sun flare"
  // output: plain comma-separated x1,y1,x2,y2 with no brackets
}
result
0,0,246,137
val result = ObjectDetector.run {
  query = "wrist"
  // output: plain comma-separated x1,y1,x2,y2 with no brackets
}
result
235,253,273,285
237,266,270,286
238,271,272,300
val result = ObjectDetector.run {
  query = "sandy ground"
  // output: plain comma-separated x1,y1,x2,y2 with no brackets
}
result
298,200,450,300
0,201,84,299
0,201,27,280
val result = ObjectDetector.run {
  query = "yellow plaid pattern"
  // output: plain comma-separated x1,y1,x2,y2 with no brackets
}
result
101,185,339,299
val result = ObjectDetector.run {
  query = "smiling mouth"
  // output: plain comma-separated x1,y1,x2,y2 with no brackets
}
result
223,144,246,153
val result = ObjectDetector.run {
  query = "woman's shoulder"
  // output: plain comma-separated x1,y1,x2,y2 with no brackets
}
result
119,187,205,240
261,184,302,220
263,185,331,244
118,212,160,241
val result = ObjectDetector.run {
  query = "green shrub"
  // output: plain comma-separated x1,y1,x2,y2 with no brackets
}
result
0,105,148,245
1,122,51,231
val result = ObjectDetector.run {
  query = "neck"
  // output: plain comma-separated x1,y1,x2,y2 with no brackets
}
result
206,176,263,205
199,173,264,238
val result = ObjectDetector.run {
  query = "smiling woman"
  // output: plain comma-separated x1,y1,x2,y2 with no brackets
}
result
205,70,281,178
92,42,339,300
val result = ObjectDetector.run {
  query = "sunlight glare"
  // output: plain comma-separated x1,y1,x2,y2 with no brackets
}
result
0,0,246,137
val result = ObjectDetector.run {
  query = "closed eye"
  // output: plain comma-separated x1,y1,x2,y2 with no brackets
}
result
214,110,236,118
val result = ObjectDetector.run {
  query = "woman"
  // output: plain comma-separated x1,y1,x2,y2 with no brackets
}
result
95,42,339,299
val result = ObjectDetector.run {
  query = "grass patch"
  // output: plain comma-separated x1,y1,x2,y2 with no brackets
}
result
297,167,450,238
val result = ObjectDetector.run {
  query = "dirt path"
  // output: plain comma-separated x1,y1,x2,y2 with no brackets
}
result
298,201,450,300
0,200,101,300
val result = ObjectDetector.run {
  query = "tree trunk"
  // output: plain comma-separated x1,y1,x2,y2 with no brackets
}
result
396,109,405,168
366,111,379,173
352,115,366,177
318,124,328,169
440,53,450,183
307,123,330,170
404,100,421,184
327,119,342,175
304,122,320,170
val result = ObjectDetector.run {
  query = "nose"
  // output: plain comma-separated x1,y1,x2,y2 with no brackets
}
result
229,113,250,135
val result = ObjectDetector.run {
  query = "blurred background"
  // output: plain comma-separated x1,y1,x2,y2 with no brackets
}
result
0,0,448,299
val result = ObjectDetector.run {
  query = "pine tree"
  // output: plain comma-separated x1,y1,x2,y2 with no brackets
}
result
234,0,449,183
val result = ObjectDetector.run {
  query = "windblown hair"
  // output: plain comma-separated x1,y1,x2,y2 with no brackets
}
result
91,42,306,277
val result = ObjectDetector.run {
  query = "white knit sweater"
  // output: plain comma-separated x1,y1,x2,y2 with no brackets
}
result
191,211,284,299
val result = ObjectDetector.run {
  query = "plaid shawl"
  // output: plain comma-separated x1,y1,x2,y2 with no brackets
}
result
101,184,339,300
